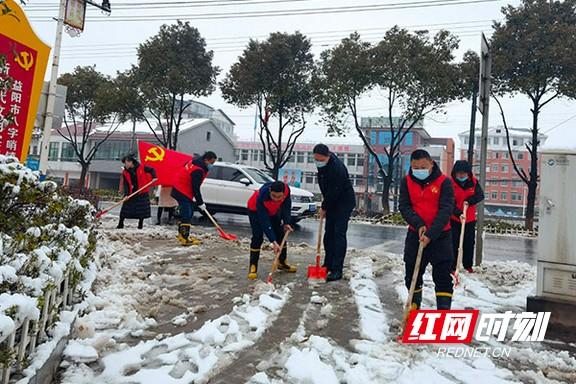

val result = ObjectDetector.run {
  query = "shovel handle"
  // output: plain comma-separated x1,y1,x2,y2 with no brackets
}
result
401,240,425,333
454,202,469,280
267,230,291,283
96,179,156,218
316,213,324,255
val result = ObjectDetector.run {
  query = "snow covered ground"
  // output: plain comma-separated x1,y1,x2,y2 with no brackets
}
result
56,218,576,384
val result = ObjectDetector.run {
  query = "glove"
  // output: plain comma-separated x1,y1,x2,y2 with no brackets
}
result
272,241,281,254
198,204,207,212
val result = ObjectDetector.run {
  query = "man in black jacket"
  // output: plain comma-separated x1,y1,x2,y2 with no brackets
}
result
313,144,356,282
399,149,455,310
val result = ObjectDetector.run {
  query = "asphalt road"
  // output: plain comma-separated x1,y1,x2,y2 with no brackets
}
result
123,205,537,266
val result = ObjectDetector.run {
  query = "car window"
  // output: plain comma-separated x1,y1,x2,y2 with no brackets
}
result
206,165,222,179
220,167,246,182
244,168,273,184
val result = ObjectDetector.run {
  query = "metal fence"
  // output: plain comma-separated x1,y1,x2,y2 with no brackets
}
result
0,271,73,384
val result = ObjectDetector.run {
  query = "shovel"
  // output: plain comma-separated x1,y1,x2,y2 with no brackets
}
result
95,179,156,219
307,216,328,281
266,230,291,284
203,208,238,241
451,202,469,287
399,240,425,340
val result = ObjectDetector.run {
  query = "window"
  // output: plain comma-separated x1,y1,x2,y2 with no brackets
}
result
357,156,364,167
219,167,246,182
31,146,38,155
501,179,508,186
512,138,519,146
511,192,522,201
297,152,305,163
501,192,508,200
243,168,273,184
504,152,509,160
306,175,314,184
493,137,500,145
61,143,76,162
491,192,498,200
492,164,499,172
517,153,524,160
241,150,249,161
502,165,509,173
495,152,499,159
206,131,212,142
464,137,469,145
348,154,356,167
490,180,498,186
94,140,131,161
308,152,315,163
259,151,265,162
513,180,523,187
252,150,259,162
48,142,60,161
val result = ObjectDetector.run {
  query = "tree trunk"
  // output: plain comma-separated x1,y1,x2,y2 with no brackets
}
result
79,163,90,191
525,105,540,230
381,177,392,215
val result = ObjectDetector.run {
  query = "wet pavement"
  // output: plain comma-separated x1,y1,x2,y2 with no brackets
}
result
100,203,538,266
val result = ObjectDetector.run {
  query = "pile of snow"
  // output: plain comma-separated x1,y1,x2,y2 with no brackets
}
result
0,156,97,345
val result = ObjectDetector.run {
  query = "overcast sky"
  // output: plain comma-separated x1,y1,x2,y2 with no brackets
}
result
22,0,576,151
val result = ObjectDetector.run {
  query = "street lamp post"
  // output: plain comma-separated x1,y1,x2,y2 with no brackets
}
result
37,0,111,176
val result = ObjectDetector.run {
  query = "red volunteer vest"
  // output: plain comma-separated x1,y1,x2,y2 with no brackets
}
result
247,184,290,216
451,177,477,223
406,174,451,232
123,165,153,194
173,161,208,200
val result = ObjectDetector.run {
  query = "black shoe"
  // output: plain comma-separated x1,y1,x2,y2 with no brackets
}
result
156,221,162,225
326,271,342,282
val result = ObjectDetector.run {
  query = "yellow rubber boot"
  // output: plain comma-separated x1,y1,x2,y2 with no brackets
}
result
177,224,202,246
248,264,258,280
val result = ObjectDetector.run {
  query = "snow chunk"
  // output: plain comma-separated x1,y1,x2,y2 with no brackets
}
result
285,347,339,384
64,340,99,363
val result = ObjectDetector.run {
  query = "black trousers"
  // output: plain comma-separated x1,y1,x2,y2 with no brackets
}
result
404,230,454,295
248,212,287,264
324,205,353,274
451,220,476,270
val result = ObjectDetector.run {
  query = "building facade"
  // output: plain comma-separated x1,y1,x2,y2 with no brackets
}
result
235,119,455,212
458,126,546,217
30,117,237,189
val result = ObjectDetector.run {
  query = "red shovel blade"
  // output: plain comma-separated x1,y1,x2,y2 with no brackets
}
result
95,210,107,219
307,265,328,280
217,228,237,241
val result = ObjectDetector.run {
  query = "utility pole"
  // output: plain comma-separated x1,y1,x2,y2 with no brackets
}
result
38,0,111,176
475,33,492,267
38,0,66,175
467,87,478,164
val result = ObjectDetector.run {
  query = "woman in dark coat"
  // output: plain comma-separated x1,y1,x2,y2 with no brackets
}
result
117,154,157,229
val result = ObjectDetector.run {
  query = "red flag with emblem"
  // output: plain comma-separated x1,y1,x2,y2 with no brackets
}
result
138,141,193,187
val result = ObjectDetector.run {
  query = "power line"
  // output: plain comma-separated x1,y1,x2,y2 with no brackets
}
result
543,112,576,134
28,0,504,22
58,25,493,53
57,19,494,52
24,0,326,12
58,29,492,59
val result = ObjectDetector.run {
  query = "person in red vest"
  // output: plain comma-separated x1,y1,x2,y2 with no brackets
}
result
246,181,295,280
450,160,485,273
118,154,157,229
399,149,455,310
171,151,217,246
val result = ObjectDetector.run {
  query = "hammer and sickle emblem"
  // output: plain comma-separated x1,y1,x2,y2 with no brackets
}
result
145,146,165,162
15,51,34,71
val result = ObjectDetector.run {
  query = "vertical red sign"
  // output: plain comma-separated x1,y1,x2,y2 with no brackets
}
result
0,36,37,158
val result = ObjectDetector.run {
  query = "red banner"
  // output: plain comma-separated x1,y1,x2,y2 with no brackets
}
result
0,0,51,162
138,141,193,187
